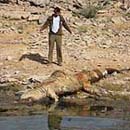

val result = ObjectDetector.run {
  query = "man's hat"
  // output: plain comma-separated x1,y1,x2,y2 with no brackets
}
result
54,7,61,13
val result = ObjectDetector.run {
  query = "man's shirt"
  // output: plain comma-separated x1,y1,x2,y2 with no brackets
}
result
52,16,60,33
41,14,71,35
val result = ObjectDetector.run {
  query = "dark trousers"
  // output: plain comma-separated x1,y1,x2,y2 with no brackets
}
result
48,34,62,63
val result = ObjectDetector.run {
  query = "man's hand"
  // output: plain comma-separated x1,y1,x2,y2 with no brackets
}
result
69,30,72,34
40,29,43,33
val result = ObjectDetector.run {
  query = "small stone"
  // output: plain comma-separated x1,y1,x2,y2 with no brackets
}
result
5,56,13,61
28,15,40,21
28,75,47,83
14,71,20,74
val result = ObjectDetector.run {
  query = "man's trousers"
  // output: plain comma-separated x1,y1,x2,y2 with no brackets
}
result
48,34,62,63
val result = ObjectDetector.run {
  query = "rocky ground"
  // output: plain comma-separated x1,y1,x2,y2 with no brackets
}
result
1,0,130,109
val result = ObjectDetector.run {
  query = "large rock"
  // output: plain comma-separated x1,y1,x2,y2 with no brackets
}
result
1,11,31,20
38,15,47,24
0,0,9,3
27,0,50,7
111,16,126,24
28,15,40,21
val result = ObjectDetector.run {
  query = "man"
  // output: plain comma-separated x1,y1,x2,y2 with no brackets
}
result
40,7,72,66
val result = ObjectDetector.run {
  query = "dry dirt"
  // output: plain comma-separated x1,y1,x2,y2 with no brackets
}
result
0,24,130,79
0,4,130,80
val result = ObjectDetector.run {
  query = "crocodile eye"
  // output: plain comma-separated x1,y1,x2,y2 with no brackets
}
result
28,97,34,102
22,97,34,103
25,97,34,105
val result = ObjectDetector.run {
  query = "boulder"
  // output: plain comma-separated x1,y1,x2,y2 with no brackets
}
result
28,15,40,21
38,15,48,24
0,0,9,3
27,0,50,7
2,11,31,20
111,16,126,24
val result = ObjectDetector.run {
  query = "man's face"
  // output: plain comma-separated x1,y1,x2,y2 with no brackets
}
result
54,10,60,16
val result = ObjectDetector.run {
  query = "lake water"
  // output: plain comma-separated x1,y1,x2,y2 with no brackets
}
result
0,115,130,130
0,99,130,130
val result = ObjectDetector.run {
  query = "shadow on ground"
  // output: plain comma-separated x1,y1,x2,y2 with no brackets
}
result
19,53,49,64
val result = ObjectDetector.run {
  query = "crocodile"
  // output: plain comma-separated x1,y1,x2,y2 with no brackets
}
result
19,68,130,102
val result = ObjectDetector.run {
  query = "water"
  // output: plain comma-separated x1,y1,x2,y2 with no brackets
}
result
0,115,130,130
0,115,48,130
0,100,130,130
61,116,130,130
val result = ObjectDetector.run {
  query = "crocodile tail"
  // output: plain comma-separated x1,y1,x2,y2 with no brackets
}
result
105,68,121,74
88,68,121,82
105,67,130,75
120,67,130,73
80,67,130,84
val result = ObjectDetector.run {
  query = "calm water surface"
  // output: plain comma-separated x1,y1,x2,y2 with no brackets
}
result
0,99,130,130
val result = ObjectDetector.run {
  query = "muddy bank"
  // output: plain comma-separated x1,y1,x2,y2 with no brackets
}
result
1,80,130,130
0,75,130,118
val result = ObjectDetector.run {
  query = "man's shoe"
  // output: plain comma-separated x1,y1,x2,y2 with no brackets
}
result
47,61,52,66
47,60,52,64
58,62,62,66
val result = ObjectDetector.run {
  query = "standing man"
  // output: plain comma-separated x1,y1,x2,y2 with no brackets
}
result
40,7,72,66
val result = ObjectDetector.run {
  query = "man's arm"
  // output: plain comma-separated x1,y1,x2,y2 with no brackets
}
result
40,17,50,32
61,16,72,34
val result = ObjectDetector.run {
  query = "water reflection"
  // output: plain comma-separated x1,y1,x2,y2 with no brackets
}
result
0,114,129,130
47,100,130,130
48,114,62,130
0,100,130,130
47,113,130,130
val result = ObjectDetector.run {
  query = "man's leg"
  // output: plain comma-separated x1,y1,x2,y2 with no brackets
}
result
56,35,62,65
48,34,55,63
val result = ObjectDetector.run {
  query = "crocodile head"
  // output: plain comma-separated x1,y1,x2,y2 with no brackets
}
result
20,89,47,102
